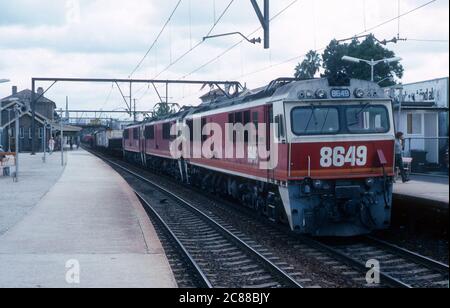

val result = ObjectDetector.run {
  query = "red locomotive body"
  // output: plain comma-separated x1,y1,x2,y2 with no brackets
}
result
123,78,395,236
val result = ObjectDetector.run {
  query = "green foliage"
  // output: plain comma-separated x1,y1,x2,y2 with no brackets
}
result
295,34,404,87
153,102,176,118
294,50,321,79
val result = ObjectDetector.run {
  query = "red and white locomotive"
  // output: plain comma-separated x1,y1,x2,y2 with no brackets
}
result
124,78,395,236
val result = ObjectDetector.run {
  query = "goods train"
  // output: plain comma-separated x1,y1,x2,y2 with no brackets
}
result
92,129,123,157
122,78,395,237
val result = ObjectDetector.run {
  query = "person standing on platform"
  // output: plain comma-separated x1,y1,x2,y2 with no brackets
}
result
395,132,410,183
0,145,5,161
49,137,55,155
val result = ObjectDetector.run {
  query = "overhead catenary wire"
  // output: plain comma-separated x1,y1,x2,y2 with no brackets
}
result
355,0,437,36
233,0,441,81
178,0,301,80
137,0,235,103
129,0,183,78
153,0,235,79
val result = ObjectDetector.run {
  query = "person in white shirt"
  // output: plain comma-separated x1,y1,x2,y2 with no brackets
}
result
395,132,409,183
48,137,55,155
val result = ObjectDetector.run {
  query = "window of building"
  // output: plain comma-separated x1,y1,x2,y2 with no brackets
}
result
39,127,44,139
19,127,24,139
407,113,423,135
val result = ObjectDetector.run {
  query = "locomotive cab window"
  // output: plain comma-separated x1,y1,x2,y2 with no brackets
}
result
346,105,389,134
124,129,129,139
133,128,139,139
291,107,339,135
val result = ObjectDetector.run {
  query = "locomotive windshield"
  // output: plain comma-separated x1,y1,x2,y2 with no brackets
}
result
346,105,390,134
291,104,390,136
291,107,340,135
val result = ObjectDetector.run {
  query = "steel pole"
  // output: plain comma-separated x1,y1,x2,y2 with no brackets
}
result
264,0,270,49
14,107,19,182
60,109,64,166
371,59,375,82
31,79,36,155
43,122,46,163
8,110,11,152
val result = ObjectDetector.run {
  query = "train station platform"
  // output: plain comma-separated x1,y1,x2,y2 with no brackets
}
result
0,149,177,288
394,175,449,212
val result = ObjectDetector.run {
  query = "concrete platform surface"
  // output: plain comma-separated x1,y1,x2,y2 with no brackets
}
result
394,175,449,209
0,149,177,288
0,152,65,236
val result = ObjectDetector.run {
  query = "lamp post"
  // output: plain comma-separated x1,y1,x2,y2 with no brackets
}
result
342,56,402,82
377,76,395,85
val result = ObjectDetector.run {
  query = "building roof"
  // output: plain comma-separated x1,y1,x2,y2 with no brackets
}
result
1,89,56,108
399,77,449,87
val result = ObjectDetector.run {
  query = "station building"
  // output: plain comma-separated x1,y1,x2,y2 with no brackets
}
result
0,86,82,153
386,77,449,173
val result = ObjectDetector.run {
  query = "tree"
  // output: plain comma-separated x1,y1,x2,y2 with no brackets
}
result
294,34,404,87
153,102,176,118
294,50,321,79
322,35,403,87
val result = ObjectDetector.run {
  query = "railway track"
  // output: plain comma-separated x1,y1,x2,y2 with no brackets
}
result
314,236,448,288
89,149,449,288
135,192,212,288
93,151,303,288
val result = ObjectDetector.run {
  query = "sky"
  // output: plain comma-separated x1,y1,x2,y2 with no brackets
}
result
0,0,448,119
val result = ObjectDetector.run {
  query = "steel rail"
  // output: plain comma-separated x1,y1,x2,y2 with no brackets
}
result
366,236,449,274
135,192,213,288
93,151,304,288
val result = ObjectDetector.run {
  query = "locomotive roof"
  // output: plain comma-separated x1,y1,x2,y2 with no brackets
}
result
126,77,387,127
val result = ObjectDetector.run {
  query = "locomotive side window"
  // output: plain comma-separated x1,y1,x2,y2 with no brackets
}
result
235,112,243,124
346,105,389,134
253,112,259,144
275,115,285,139
187,120,194,142
163,123,172,140
244,111,251,143
201,118,208,142
228,114,235,142
291,107,339,135
145,126,155,140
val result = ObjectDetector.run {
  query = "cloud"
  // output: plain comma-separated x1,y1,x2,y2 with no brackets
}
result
0,0,448,112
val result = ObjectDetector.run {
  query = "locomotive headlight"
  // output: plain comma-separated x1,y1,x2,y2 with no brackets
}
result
297,90,306,99
315,89,327,99
305,90,314,99
354,88,365,98
303,184,312,194
313,180,323,189
365,178,375,188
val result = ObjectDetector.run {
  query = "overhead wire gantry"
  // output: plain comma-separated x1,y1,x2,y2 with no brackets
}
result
30,77,242,154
